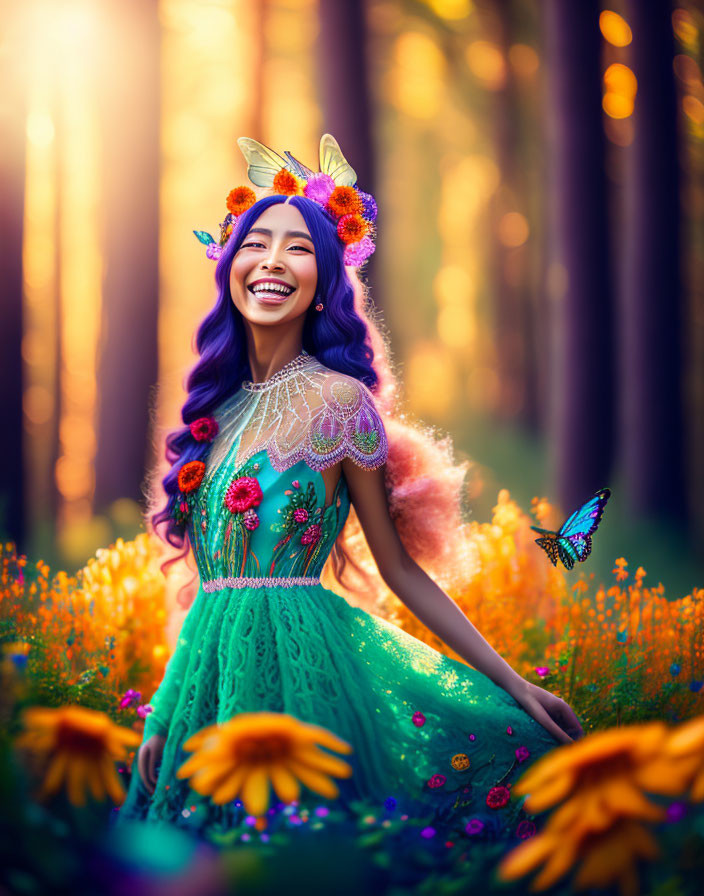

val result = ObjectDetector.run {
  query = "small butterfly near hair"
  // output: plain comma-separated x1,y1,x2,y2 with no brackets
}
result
530,488,611,570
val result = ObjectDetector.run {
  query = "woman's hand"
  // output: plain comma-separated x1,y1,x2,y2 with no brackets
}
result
138,733,166,794
504,678,585,745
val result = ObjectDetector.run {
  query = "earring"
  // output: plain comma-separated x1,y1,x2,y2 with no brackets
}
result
315,301,324,311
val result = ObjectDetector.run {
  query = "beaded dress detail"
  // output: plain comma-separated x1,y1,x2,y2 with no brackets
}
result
117,350,561,842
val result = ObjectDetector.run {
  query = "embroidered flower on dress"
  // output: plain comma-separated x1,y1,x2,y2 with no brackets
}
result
412,711,426,728
189,416,219,442
465,818,485,836
178,460,206,494
515,746,531,763
224,476,263,514
486,785,511,809
427,773,446,789
243,509,260,531
515,819,536,839
293,508,309,524
451,753,470,770
300,523,322,545
506,725,514,736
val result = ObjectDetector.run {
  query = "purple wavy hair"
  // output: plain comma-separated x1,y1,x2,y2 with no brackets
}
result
151,194,380,553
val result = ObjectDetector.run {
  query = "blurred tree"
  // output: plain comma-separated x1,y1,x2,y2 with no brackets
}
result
485,2,540,431
542,0,615,513
0,0,27,549
620,0,686,523
316,0,378,304
93,0,159,512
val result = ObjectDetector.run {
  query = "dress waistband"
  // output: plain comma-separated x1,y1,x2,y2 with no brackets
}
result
202,576,321,592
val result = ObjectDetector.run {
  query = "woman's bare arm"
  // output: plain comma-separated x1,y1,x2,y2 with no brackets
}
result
341,458,584,743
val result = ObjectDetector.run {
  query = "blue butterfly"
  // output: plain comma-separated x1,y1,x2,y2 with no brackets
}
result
531,488,611,570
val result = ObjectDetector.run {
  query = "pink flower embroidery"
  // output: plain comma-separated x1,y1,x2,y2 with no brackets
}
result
412,711,426,728
189,416,219,441
300,523,322,545
506,725,514,735
243,509,260,531
515,746,531,763
225,476,263,514
516,819,536,839
465,818,484,835
427,774,446,789
486,785,511,809
293,507,309,524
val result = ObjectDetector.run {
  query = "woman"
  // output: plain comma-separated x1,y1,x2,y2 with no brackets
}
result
117,135,583,842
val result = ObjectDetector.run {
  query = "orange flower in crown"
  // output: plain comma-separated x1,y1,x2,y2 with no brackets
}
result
194,134,378,267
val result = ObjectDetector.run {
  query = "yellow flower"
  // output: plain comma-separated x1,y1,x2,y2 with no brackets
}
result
498,817,659,895
15,705,141,806
653,714,704,800
176,712,353,817
515,723,667,813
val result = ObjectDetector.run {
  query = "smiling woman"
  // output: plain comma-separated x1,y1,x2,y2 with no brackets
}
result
115,136,583,846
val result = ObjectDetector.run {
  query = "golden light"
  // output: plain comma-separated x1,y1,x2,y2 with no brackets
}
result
422,0,473,19
389,31,446,118
508,44,539,79
674,54,703,88
465,40,506,91
599,11,632,47
603,63,637,119
26,111,55,147
683,95,704,125
437,305,476,349
433,264,475,308
406,342,459,418
437,154,500,244
672,9,698,52
497,211,529,248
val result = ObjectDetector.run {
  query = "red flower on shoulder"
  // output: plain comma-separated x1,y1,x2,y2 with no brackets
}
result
178,461,206,494
189,416,219,442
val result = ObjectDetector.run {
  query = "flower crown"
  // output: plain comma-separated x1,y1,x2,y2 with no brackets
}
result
194,134,377,267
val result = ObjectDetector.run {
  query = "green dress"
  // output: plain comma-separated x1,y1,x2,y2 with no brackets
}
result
116,351,561,844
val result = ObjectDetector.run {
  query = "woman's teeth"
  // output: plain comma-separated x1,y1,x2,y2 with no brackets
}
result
249,281,295,300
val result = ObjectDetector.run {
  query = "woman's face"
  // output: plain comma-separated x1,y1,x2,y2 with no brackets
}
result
230,201,318,327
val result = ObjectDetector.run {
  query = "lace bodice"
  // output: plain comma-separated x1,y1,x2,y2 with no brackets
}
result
187,351,388,586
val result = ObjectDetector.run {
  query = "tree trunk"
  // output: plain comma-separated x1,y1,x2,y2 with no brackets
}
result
0,1,26,550
93,0,160,512
316,0,378,304
620,0,686,522
542,0,615,513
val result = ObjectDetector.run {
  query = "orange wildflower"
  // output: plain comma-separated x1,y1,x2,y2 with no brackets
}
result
176,712,353,817
226,186,256,217
15,705,141,806
336,213,369,244
272,169,303,196
178,460,205,494
326,185,363,217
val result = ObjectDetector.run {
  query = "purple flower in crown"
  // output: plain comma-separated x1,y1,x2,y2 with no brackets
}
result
358,190,377,222
343,236,375,267
206,243,223,260
304,173,336,205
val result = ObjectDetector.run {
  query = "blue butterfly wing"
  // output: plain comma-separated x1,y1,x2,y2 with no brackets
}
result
558,488,611,540
557,538,577,570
